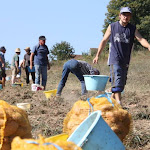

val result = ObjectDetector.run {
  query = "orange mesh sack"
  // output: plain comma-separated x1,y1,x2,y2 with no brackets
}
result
63,100,90,135
0,100,32,150
63,95,132,141
11,135,82,150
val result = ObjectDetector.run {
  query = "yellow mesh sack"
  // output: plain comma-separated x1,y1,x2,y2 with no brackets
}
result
63,100,90,134
63,100,90,135
63,95,132,142
0,106,7,150
11,135,82,150
0,100,32,150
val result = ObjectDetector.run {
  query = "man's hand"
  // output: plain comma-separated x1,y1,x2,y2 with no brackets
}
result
48,65,50,70
30,65,33,70
148,45,150,51
2,63,5,68
93,56,99,64
17,67,20,74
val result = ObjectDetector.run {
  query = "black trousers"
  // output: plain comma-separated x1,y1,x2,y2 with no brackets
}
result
25,67,35,84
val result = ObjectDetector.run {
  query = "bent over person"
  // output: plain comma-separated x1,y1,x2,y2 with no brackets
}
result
93,7,150,105
57,59,100,96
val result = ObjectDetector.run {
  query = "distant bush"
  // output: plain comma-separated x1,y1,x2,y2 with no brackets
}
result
50,41,75,60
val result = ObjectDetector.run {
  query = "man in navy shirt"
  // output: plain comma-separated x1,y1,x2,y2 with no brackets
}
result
30,36,50,90
93,7,150,105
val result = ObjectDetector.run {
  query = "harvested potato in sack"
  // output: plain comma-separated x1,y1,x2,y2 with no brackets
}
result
0,100,32,150
11,135,82,150
63,94,132,141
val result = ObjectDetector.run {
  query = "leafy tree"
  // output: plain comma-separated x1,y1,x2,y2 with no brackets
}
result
103,0,150,50
50,41,75,60
5,61,11,69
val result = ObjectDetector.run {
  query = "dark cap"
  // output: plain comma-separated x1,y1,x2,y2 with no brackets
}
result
0,46,6,51
39,36,46,40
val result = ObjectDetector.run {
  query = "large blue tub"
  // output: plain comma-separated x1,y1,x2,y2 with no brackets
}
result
83,75,109,91
67,111,125,150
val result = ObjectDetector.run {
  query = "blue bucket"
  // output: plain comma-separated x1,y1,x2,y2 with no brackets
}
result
27,66,35,73
6,76,11,81
67,111,125,150
0,84,2,90
83,75,109,91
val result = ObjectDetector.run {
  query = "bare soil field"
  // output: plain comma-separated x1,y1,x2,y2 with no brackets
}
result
0,51,150,150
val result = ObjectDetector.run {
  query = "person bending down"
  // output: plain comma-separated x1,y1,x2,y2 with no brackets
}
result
57,59,100,96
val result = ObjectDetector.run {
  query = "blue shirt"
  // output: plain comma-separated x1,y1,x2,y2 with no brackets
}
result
108,21,136,65
32,44,49,66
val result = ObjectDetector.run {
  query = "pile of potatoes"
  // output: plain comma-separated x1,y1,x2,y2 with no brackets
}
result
0,100,32,150
63,95,132,141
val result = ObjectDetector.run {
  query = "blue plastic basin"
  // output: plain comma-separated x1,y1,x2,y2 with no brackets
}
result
28,66,35,73
6,76,11,81
67,111,125,150
83,75,109,91
0,84,2,90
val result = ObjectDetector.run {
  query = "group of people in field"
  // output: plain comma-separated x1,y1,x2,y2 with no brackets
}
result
0,36,50,90
10,36,50,90
1,7,150,106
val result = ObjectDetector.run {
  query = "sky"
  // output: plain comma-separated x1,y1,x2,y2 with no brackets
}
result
0,0,110,63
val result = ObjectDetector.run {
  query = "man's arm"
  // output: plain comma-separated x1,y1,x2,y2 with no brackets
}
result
47,56,50,70
15,60,19,73
0,56,4,68
20,60,24,68
135,29,150,51
15,61,18,68
22,59,25,68
30,53,34,70
93,25,111,64
23,55,26,68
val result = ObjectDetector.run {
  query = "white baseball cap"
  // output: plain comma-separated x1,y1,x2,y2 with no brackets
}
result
120,7,132,14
